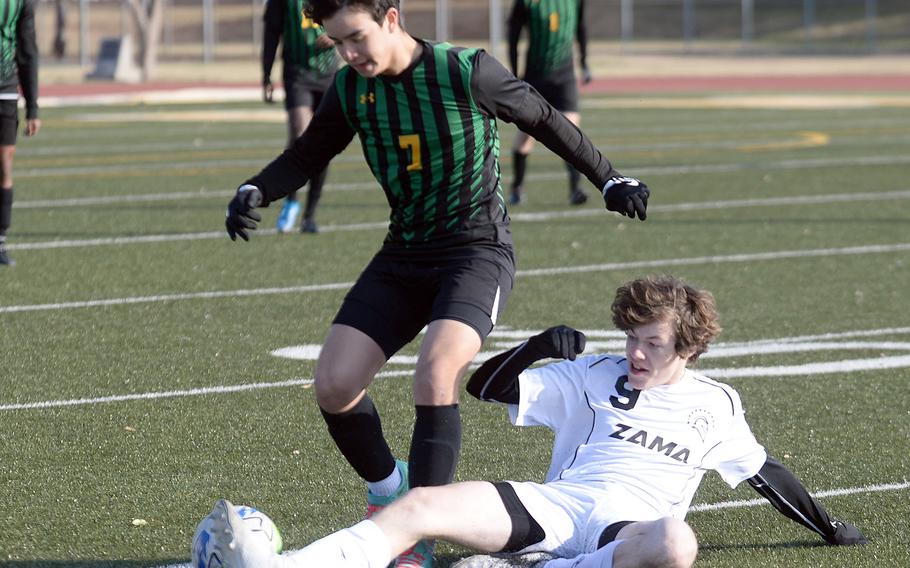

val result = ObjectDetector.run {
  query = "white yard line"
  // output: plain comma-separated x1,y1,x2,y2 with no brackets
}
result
12,151,910,180
0,282,355,313
689,480,910,512
3,241,909,314
514,242,910,277
5,325,910,411
8,189,910,251
0,370,412,412
701,354,910,378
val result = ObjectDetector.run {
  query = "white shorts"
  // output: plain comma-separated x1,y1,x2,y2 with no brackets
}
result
506,479,664,556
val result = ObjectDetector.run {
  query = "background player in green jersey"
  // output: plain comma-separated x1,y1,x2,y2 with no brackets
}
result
226,1,649,565
263,0,339,233
0,0,39,267
507,0,590,206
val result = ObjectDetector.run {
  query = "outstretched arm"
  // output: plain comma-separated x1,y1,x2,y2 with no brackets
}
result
467,326,586,404
470,50,648,220
225,81,355,241
747,456,868,546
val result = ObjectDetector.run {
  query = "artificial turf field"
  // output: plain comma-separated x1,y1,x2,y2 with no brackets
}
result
1,89,909,567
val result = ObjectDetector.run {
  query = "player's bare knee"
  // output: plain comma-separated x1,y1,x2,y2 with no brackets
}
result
314,369,364,412
413,360,463,404
654,518,697,568
391,487,437,525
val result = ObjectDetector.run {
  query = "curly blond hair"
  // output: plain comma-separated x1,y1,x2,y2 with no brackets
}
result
611,275,722,363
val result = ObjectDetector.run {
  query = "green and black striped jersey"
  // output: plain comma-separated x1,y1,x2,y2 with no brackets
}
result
508,0,587,80
333,43,504,245
0,0,37,118
262,0,337,81
249,39,617,250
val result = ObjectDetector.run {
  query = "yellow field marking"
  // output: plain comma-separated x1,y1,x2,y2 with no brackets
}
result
72,109,287,123
16,154,370,179
20,148,270,168
22,166,256,179
583,94,910,110
737,130,831,152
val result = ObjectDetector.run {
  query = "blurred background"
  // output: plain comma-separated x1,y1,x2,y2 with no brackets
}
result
34,0,910,84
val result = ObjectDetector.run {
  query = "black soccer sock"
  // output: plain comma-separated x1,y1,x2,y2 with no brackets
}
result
565,162,581,193
0,187,12,237
512,151,528,190
320,395,396,483
304,168,327,220
408,404,461,487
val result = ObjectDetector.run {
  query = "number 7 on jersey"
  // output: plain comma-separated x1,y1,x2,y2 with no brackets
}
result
398,134,423,172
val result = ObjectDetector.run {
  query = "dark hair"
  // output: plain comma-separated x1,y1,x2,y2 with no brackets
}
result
305,0,400,25
611,274,722,363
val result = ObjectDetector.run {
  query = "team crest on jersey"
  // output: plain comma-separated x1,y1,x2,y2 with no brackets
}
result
360,92,376,105
687,409,715,442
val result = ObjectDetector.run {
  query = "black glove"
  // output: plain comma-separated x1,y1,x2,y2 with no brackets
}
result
824,520,869,546
602,175,649,220
527,325,586,361
225,185,263,241
581,65,593,85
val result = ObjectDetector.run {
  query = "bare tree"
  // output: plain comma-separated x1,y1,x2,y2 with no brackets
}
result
124,0,165,81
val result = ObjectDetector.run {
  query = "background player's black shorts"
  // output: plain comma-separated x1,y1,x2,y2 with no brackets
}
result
334,242,516,358
283,64,333,110
0,100,19,145
525,67,579,113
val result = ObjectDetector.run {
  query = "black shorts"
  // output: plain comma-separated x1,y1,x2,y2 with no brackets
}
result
283,64,333,111
525,67,579,113
334,243,515,358
493,482,633,553
0,100,19,145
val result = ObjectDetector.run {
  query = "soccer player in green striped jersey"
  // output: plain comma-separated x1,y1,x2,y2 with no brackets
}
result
263,0,340,233
225,1,648,565
507,0,591,206
0,0,39,267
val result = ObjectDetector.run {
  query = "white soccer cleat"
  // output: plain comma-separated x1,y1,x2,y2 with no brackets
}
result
210,499,280,568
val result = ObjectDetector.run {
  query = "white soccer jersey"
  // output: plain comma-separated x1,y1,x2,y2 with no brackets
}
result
510,354,767,520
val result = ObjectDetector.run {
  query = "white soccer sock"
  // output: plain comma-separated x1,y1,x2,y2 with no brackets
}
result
367,464,403,497
541,539,623,568
281,520,392,568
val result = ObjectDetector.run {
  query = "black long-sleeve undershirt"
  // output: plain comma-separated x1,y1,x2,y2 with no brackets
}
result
7,0,39,119
466,341,542,405
577,0,588,70
261,0,283,84
747,457,867,545
246,42,616,207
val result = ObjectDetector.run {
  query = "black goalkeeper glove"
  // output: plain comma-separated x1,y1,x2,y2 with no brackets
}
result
602,175,649,220
824,520,869,546
527,325,587,361
225,184,263,241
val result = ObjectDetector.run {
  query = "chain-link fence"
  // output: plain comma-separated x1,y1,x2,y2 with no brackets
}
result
34,0,910,69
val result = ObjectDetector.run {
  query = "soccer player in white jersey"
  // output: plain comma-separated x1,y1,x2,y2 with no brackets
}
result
202,275,867,568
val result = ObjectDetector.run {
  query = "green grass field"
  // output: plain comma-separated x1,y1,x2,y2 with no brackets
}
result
1,90,909,567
